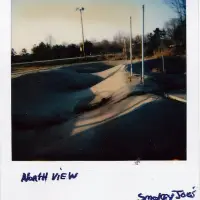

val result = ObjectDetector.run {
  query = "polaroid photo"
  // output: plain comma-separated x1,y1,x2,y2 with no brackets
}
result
0,0,199,199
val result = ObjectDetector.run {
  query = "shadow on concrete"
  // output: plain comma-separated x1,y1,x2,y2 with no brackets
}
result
12,59,186,161
12,66,103,160
74,96,154,128
66,61,126,73
34,98,186,161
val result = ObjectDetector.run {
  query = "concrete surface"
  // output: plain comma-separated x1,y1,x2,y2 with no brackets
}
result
12,60,186,161
166,90,186,103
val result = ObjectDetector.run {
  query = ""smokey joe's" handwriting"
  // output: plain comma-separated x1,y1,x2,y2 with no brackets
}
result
138,187,197,200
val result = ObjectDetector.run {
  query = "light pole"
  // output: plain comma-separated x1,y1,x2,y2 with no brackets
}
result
130,16,133,78
76,7,86,58
141,5,145,84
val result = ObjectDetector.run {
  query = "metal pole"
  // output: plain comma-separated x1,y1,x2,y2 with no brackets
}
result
130,16,133,77
80,10,86,58
141,5,145,84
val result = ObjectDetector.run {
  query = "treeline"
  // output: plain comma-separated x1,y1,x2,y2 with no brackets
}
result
11,0,186,63
11,40,123,63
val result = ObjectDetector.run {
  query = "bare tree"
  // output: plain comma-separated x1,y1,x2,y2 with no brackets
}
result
11,48,16,56
164,18,180,40
62,42,68,47
113,31,128,46
134,35,142,44
20,48,28,56
45,35,56,47
164,0,186,21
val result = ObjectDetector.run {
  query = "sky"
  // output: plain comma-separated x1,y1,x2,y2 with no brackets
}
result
12,0,177,53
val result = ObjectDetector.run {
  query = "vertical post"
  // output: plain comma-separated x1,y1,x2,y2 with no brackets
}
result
130,16,133,77
80,10,85,58
141,5,145,84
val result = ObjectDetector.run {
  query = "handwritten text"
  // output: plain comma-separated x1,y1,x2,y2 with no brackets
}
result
138,187,196,200
21,168,78,182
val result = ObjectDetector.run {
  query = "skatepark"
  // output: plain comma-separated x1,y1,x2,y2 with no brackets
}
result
12,58,186,161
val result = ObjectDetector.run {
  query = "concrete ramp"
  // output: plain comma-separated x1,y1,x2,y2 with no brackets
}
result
12,64,125,129
12,60,186,161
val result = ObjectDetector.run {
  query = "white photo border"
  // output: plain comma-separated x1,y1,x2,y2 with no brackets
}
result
0,0,199,199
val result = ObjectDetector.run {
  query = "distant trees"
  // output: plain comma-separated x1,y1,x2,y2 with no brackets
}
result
45,35,56,47
11,1,186,63
99,40,110,53
65,44,80,57
164,0,186,52
20,48,28,56
11,48,16,57
11,48,17,63
84,40,94,55
165,18,179,40
132,35,142,57
51,44,68,59
11,6,186,64
113,32,127,47
31,42,51,60
164,0,186,21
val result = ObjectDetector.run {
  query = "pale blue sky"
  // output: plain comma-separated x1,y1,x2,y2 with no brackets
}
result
12,0,177,53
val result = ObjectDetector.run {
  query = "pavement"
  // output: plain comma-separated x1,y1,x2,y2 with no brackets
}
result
125,59,186,104
12,60,186,161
